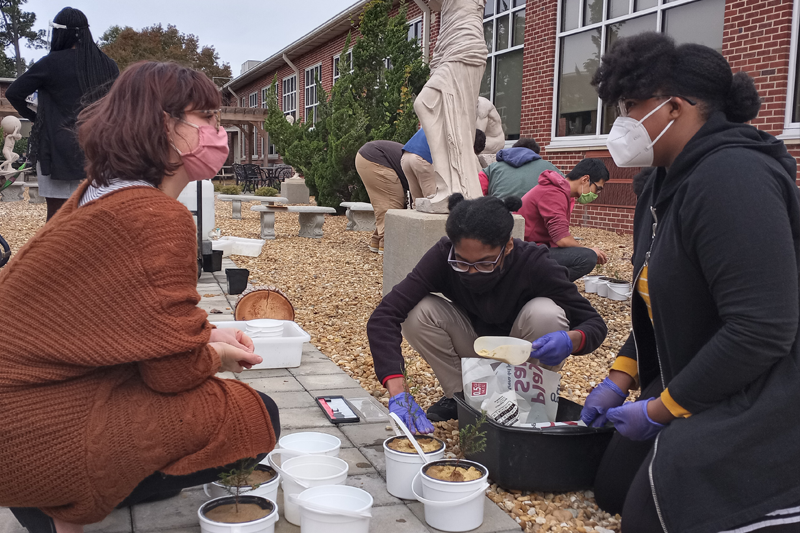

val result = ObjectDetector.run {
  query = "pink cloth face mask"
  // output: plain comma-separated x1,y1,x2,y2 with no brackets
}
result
172,118,229,181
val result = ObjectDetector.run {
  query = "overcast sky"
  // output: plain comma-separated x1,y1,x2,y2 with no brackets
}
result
23,0,356,77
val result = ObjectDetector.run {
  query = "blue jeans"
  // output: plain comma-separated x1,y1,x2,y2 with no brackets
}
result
546,246,598,282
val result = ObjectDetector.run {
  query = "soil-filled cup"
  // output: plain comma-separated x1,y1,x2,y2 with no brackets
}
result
198,495,278,533
267,450,349,526
226,268,249,295
203,465,280,502
292,485,373,533
412,459,490,532
596,278,611,298
583,275,602,293
278,432,341,457
384,436,445,499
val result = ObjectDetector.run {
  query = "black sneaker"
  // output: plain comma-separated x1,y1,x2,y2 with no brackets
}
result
427,396,458,422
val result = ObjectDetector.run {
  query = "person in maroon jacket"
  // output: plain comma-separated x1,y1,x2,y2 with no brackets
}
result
518,158,609,281
367,194,607,426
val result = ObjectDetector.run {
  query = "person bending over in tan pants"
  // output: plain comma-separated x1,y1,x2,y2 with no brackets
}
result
355,140,410,254
367,193,607,427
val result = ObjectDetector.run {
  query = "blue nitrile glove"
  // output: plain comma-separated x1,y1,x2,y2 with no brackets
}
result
606,398,665,441
389,392,435,434
530,330,574,366
580,377,628,427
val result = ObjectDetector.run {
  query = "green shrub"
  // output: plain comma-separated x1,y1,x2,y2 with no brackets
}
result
213,182,222,192
254,186,279,197
219,185,241,195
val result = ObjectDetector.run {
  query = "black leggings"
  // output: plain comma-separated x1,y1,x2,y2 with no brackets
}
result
117,391,280,507
594,383,800,533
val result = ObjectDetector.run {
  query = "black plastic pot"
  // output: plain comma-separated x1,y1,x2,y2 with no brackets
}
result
203,250,223,272
226,268,250,295
454,393,614,492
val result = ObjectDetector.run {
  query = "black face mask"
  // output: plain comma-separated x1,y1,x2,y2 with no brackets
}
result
458,267,506,294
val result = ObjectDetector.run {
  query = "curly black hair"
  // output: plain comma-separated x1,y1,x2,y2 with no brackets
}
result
474,129,486,154
592,32,761,123
446,193,522,247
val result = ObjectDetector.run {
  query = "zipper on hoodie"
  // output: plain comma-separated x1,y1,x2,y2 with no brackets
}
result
649,435,669,533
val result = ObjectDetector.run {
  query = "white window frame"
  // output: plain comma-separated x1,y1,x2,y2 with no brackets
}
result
549,0,721,150
261,86,276,109
253,128,261,159
482,1,526,141
407,16,423,43
249,91,258,108
333,49,353,85
780,0,800,140
305,63,322,123
282,75,297,119
240,97,245,108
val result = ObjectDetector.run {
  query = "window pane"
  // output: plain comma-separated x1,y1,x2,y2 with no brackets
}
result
664,0,725,53
497,0,510,13
514,0,525,6
606,13,656,51
480,60,492,99
562,0,579,31
634,0,657,11
485,1,494,18
557,30,601,137
608,0,629,20
496,14,510,51
494,49,524,139
795,45,800,123
583,0,602,26
512,9,525,47
484,21,494,53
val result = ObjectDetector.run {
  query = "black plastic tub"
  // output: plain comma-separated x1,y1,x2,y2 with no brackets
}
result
226,268,250,295
454,392,614,492
203,250,223,272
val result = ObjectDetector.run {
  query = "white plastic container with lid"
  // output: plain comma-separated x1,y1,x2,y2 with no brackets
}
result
217,236,266,257
209,320,311,368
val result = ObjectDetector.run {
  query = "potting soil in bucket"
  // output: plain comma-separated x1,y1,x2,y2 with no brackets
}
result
295,485,373,533
198,495,278,533
384,435,445,499
267,451,348,526
412,459,490,532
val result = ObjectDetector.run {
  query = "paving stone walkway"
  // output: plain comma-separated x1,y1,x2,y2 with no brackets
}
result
0,259,520,533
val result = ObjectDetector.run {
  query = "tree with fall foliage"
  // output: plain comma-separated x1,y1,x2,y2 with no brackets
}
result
99,24,231,84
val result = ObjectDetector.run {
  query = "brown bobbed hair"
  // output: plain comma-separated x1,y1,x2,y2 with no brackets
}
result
78,61,221,187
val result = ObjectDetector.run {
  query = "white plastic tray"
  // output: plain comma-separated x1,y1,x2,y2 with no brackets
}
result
217,236,266,257
210,320,311,369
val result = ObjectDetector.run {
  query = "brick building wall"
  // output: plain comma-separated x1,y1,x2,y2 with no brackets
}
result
232,1,439,161
520,0,800,235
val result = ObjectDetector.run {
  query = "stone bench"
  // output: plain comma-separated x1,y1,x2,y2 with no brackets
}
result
25,182,45,204
340,202,376,232
0,179,25,202
252,205,336,239
218,194,288,219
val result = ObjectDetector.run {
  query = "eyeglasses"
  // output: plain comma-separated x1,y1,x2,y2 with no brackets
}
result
448,245,505,273
195,109,222,131
616,95,697,118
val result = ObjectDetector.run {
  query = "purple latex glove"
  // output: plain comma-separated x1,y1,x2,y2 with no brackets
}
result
606,398,665,441
530,330,574,366
389,392,435,434
580,377,628,427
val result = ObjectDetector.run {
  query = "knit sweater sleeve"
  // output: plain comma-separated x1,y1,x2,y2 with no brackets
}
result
123,192,221,393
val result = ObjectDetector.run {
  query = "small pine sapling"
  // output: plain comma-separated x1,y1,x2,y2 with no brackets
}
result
217,460,262,514
399,363,425,434
450,411,487,481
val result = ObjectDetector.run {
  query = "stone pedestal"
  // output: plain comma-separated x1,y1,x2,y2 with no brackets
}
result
0,180,25,202
25,182,45,204
382,209,526,295
281,177,310,204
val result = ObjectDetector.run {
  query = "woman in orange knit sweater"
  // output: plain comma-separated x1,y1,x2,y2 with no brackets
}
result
0,62,280,533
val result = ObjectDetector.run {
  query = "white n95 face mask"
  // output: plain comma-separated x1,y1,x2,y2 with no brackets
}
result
606,98,674,168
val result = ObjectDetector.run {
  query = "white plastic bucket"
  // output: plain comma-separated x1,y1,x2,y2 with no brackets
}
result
267,450,349,526
608,282,632,301
278,432,341,457
198,495,278,533
203,466,280,502
597,279,610,298
583,275,602,293
384,436,445,499
292,485,373,533
412,460,490,533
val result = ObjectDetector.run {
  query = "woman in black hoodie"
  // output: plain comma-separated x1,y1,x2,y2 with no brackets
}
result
582,33,800,532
